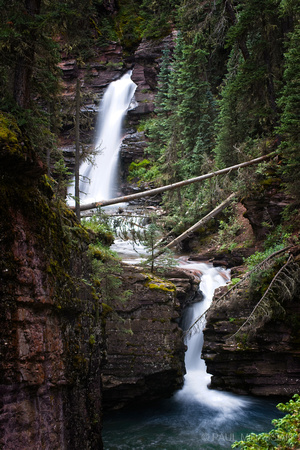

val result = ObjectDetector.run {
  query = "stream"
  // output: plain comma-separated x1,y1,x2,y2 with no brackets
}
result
72,73,283,449
102,248,283,449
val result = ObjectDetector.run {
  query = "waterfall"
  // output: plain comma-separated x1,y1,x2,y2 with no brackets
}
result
102,261,280,449
69,71,137,205
176,262,249,415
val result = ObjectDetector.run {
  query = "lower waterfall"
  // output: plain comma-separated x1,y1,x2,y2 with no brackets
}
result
175,262,248,415
102,261,282,449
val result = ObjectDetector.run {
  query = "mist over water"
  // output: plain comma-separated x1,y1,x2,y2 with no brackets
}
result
176,263,249,415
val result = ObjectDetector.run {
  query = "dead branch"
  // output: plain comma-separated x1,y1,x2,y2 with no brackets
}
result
161,193,237,252
227,254,294,341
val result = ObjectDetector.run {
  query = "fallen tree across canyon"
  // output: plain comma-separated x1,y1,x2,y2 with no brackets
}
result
71,153,275,212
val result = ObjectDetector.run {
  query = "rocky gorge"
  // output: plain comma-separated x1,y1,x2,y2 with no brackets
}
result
202,246,300,397
1,14,300,450
0,112,203,447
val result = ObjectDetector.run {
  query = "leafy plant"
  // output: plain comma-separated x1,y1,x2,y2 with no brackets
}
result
215,208,242,250
128,159,151,181
232,394,300,449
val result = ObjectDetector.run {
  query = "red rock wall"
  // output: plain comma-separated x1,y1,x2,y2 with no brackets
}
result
101,266,200,410
202,251,300,397
0,116,103,449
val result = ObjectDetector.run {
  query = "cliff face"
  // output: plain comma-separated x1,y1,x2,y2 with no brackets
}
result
102,266,200,410
0,109,198,444
202,248,300,397
0,114,103,449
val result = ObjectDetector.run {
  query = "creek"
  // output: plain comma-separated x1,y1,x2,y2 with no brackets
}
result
74,73,283,448
102,257,282,449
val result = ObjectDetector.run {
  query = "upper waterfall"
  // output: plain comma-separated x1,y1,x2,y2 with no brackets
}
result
69,71,137,206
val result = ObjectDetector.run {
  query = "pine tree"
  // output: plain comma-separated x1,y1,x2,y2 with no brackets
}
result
214,0,288,168
278,5,300,201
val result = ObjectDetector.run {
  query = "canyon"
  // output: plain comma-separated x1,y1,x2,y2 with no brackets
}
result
1,24,300,449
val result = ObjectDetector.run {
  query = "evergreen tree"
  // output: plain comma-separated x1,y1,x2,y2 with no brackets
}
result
278,3,300,201
139,0,181,38
214,0,288,168
175,37,216,179
0,0,103,162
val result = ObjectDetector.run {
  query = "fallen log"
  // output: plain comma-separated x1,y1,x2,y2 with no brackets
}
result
158,193,237,253
71,153,274,211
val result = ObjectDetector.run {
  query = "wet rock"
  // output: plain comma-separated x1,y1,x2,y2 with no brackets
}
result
58,59,78,80
0,124,103,449
202,253,300,397
189,250,246,268
102,265,201,410
102,266,185,410
129,32,176,120
120,130,148,176
163,268,202,307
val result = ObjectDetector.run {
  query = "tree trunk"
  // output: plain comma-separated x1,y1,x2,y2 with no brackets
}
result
72,153,274,211
13,0,41,108
75,79,81,221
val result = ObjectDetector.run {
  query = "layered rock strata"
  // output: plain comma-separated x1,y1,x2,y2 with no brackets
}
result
202,249,300,397
102,266,200,410
59,32,177,186
0,114,103,449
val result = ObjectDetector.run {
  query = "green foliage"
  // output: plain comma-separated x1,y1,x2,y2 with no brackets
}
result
137,215,177,273
142,33,220,223
139,0,181,39
128,159,151,181
52,157,73,197
0,0,62,160
115,1,144,52
277,6,300,202
82,214,114,246
213,0,288,168
232,394,300,449
215,207,242,250
82,214,134,304
84,216,123,302
245,244,287,271
245,223,292,270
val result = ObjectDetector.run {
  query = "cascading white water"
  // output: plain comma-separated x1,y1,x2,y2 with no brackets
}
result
102,259,280,449
69,71,137,205
176,262,249,415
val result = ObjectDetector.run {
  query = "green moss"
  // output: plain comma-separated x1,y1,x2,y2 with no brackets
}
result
152,318,167,323
128,159,151,181
144,273,176,293
102,303,113,317
0,112,22,150
82,216,114,246
0,115,106,412
123,328,133,335
89,335,96,345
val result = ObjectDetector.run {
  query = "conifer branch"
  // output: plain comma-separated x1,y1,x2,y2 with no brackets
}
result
227,254,294,341
184,245,292,340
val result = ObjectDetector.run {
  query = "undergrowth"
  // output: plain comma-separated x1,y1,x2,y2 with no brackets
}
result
232,394,300,449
